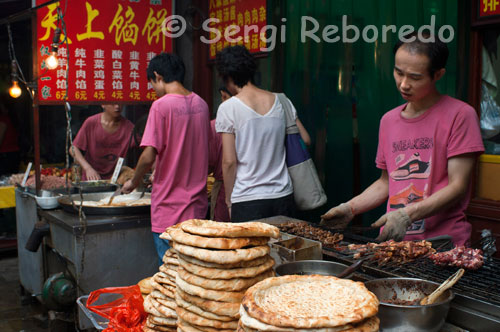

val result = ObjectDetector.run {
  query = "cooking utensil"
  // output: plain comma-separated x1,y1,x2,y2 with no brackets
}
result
275,260,350,277
420,268,464,305
58,191,151,215
336,258,366,278
364,277,454,332
107,186,122,205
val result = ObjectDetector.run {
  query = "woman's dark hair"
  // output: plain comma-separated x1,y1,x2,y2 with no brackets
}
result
215,45,257,88
146,52,185,83
393,32,449,77
218,86,232,96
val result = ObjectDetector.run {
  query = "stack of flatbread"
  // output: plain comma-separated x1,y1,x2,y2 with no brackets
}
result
161,219,280,332
239,275,380,332
142,249,179,332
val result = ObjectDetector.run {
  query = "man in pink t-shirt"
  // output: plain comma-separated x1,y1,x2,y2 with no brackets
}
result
122,53,210,263
71,104,134,180
321,33,484,246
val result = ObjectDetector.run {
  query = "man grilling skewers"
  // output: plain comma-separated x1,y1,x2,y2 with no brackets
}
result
321,32,484,246
70,104,134,181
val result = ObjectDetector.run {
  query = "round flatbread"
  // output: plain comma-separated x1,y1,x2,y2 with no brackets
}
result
181,219,279,238
146,317,177,331
178,255,274,279
149,314,177,326
151,296,178,318
176,288,239,318
156,297,177,311
163,256,179,266
143,326,176,332
150,290,169,300
176,307,238,329
239,306,352,332
143,295,163,316
176,274,244,303
178,266,275,291
175,292,234,322
242,275,379,328
178,253,271,269
172,242,270,264
170,227,270,249
177,319,235,332
151,278,175,298
138,277,153,294
155,272,176,287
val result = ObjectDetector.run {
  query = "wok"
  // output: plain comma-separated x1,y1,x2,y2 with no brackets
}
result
58,191,151,215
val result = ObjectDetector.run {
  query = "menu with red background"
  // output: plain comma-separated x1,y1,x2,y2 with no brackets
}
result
208,0,267,59
36,0,173,104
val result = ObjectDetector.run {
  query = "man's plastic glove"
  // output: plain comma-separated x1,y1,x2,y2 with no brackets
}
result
320,203,354,229
371,208,412,242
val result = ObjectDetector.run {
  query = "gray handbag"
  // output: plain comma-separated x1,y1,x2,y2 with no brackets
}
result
277,94,327,210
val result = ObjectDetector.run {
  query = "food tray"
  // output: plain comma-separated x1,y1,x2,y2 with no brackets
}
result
77,295,108,330
271,236,322,265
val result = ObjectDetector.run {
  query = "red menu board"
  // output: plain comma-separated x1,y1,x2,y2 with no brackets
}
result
208,0,267,59
36,0,173,104
479,0,500,17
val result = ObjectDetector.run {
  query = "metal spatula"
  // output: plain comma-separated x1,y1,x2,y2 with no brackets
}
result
107,186,122,205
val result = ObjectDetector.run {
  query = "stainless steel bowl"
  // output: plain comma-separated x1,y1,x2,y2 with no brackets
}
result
275,260,350,277
364,278,454,332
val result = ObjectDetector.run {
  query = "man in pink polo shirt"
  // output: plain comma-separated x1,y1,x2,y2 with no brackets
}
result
122,53,210,263
321,33,484,246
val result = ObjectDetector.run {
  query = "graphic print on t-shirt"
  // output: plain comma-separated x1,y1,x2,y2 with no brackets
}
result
390,152,431,181
388,183,426,234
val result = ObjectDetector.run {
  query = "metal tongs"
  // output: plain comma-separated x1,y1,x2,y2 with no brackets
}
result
107,185,122,205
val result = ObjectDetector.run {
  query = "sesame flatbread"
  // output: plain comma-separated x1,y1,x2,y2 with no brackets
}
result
176,288,239,318
175,292,234,322
170,227,270,249
176,274,244,303
176,307,238,329
177,319,235,332
181,219,279,238
242,275,379,328
178,253,270,269
172,242,270,264
178,255,274,279
178,266,275,291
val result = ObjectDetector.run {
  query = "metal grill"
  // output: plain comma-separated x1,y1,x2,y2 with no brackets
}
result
322,233,500,306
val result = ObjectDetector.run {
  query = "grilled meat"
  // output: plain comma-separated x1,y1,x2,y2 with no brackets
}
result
277,222,343,248
347,240,435,265
429,246,484,270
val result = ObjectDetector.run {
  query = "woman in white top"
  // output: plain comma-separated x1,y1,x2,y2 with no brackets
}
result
215,45,310,222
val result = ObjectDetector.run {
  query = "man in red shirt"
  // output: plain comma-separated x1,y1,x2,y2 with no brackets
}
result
71,104,134,180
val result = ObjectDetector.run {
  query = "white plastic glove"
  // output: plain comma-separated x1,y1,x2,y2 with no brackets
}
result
371,208,412,242
320,203,354,229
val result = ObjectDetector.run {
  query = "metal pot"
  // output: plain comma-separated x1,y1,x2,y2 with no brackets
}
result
275,260,350,277
364,278,454,332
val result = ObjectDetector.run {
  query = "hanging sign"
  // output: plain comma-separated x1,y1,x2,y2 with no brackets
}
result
208,0,267,59
35,0,173,104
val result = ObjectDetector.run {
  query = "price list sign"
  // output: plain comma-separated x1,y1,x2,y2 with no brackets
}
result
36,0,173,104
208,0,267,59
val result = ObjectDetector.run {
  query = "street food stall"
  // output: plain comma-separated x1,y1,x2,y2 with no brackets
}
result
15,185,158,329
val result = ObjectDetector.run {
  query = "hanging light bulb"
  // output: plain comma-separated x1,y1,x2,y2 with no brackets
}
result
9,60,21,98
9,81,22,98
46,52,58,70
46,28,61,70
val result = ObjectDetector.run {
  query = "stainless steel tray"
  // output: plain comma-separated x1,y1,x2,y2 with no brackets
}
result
58,191,150,215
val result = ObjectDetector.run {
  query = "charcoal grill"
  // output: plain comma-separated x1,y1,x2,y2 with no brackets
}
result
260,216,500,331
320,232,500,331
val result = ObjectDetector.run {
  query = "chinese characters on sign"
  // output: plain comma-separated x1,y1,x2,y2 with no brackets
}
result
479,0,500,17
36,0,173,103
208,0,267,59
